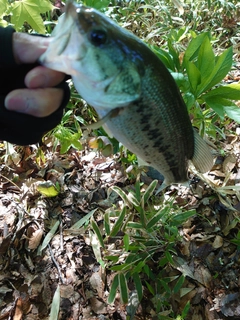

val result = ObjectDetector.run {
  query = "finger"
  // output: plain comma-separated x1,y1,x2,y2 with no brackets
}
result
13,33,52,64
4,88,64,117
25,66,66,88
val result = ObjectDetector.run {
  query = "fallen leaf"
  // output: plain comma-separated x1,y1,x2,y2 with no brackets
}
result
28,229,43,250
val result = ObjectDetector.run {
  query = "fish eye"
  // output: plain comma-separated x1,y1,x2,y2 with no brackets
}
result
89,29,107,46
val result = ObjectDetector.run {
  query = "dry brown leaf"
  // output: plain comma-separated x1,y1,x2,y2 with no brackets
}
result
89,297,107,314
13,298,23,320
223,154,237,173
212,235,223,249
28,229,44,250
90,272,104,299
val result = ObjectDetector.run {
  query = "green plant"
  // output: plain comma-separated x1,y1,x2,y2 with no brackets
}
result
90,180,195,318
48,108,83,154
0,0,54,33
152,31,240,139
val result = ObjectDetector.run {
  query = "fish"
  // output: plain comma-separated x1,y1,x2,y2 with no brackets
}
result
39,0,213,189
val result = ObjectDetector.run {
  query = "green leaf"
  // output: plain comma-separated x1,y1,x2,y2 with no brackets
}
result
71,208,97,229
203,96,228,119
165,251,174,265
184,32,210,63
110,207,127,237
224,104,240,123
119,273,129,304
132,273,143,301
133,261,145,274
104,212,111,235
126,222,144,229
181,301,191,318
91,220,105,248
146,207,169,229
173,274,185,294
108,274,119,304
145,281,155,295
185,61,201,94
0,0,8,17
196,47,233,96
37,181,59,197
141,180,158,208
83,0,110,10
151,45,175,71
203,83,240,100
11,0,54,33
49,285,60,320
123,234,130,251
109,186,132,208
40,220,60,252
197,36,215,81
171,209,196,225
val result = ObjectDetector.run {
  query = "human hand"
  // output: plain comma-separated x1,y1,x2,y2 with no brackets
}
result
4,33,66,117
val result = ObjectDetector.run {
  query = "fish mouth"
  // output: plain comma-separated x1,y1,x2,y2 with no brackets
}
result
39,2,87,72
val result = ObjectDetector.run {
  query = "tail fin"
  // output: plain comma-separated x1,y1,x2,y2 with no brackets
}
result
191,130,213,173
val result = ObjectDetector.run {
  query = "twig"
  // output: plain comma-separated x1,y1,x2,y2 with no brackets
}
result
48,244,64,284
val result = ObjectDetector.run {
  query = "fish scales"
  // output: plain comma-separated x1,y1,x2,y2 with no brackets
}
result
40,1,213,188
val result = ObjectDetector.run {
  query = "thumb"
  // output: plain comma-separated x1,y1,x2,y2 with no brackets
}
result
13,32,52,64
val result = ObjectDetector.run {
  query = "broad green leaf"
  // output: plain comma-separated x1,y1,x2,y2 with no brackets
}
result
173,274,185,294
171,72,190,92
183,92,196,110
197,36,215,81
40,220,60,252
91,220,105,248
119,273,129,304
184,32,210,63
11,0,54,33
37,181,59,197
108,274,119,304
49,285,60,320
185,61,201,95
196,47,232,96
71,208,97,229
202,96,229,120
224,104,240,123
203,83,240,100
0,0,8,16
151,45,175,71
132,273,143,301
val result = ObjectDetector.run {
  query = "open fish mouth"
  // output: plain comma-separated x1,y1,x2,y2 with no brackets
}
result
39,2,86,72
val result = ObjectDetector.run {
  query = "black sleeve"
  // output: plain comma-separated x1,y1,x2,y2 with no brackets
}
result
0,26,70,145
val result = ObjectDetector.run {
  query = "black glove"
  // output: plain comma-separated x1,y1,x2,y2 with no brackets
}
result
0,26,70,145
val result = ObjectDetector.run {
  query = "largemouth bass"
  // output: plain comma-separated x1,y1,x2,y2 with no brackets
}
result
40,1,213,189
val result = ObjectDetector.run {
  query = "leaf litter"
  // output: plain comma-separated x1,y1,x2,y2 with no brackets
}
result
0,88,240,319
